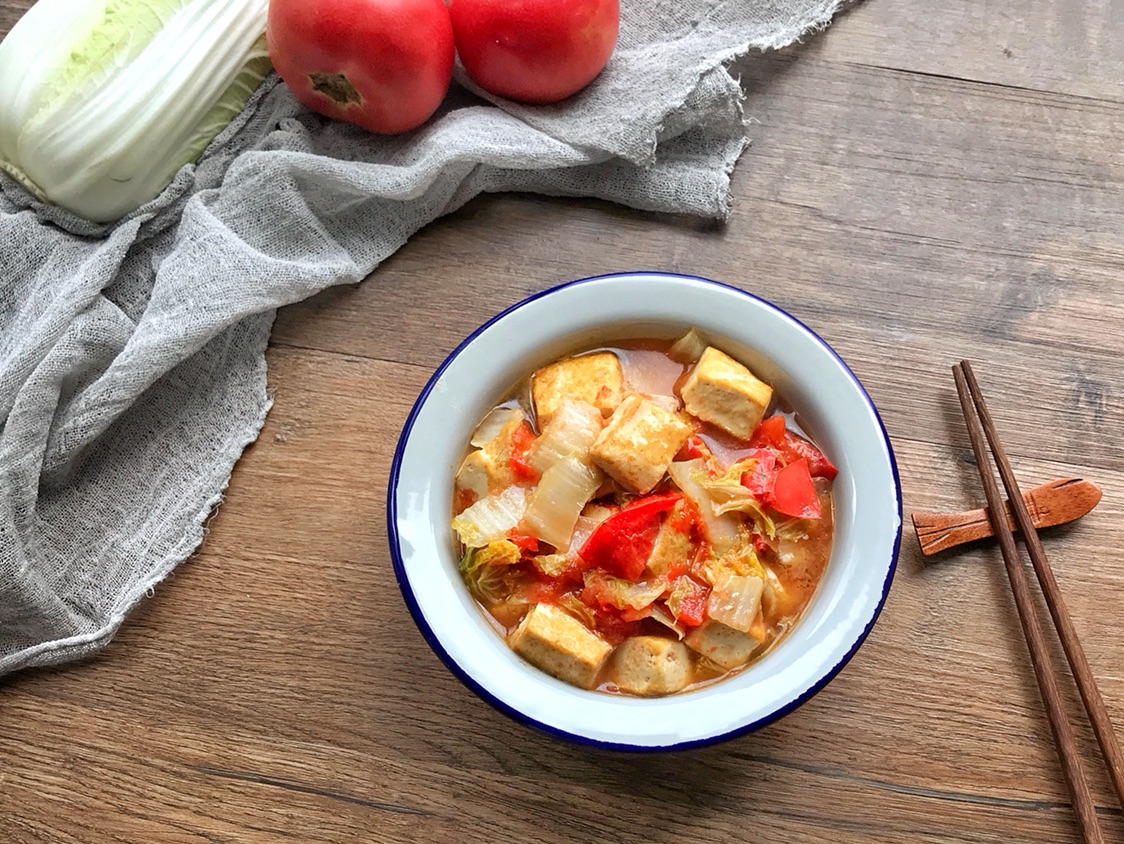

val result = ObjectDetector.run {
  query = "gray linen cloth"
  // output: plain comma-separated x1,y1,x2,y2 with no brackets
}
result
0,0,846,675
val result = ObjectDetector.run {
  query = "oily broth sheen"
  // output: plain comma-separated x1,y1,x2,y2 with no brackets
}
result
455,338,835,695
614,344,690,397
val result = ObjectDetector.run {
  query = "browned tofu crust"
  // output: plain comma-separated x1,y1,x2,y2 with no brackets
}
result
684,620,764,670
532,352,624,426
590,395,692,493
680,346,773,440
507,603,612,689
610,635,691,696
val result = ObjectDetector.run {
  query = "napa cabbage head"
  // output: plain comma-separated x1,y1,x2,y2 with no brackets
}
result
0,0,270,223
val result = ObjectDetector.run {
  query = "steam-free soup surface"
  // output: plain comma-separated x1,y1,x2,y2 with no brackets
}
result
452,332,836,696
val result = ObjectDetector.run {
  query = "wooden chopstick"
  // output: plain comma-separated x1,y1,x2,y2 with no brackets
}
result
959,361,1124,811
953,362,1105,844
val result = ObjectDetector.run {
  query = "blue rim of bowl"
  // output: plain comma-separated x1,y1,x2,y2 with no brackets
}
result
386,271,903,752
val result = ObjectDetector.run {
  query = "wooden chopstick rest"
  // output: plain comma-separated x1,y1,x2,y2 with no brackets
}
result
912,478,1102,556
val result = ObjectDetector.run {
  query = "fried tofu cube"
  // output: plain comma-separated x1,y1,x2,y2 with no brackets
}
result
680,347,773,440
590,395,692,493
532,352,624,426
684,620,764,671
456,412,527,500
610,636,691,696
455,449,499,502
508,603,612,689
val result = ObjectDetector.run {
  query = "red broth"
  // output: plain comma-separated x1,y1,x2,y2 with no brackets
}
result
452,337,835,696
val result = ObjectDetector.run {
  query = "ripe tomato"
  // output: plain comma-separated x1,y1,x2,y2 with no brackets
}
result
578,493,680,581
267,0,455,135
448,0,619,104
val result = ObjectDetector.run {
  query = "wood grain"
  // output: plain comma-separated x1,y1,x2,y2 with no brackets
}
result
912,478,1103,555
954,363,1104,843
960,361,1124,817
3,0,1124,842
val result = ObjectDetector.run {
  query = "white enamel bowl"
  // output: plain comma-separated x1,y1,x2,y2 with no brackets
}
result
388,272,901,751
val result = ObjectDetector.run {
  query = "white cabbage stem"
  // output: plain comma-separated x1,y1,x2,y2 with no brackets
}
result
0,0,270,223
523,457,602,549
452,486,529,549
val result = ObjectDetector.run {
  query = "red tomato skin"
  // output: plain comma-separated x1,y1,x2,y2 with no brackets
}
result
749,414,838,480
578,493,680,581
508,422,541,483
783,432,839,480
771,458,822,520
448,0,619,104
267,0,455,134
667,575,710,627
749,414,787,451
740,448,778,503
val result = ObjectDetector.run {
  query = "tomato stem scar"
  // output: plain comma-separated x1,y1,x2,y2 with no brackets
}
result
309,72,363,105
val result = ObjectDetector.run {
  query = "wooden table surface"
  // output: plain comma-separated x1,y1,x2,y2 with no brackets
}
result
3,1,1123,841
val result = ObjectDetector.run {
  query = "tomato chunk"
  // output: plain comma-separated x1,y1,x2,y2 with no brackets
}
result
676,434,710,462
740,448,778,502
749,414,787,450
593,609,643,645
508,421,541,483
577,492,681,580
507,532,540,553
782,431,838,480
525,577,567,605
749,414,837,480
666,575,710,627
770,458,821,520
